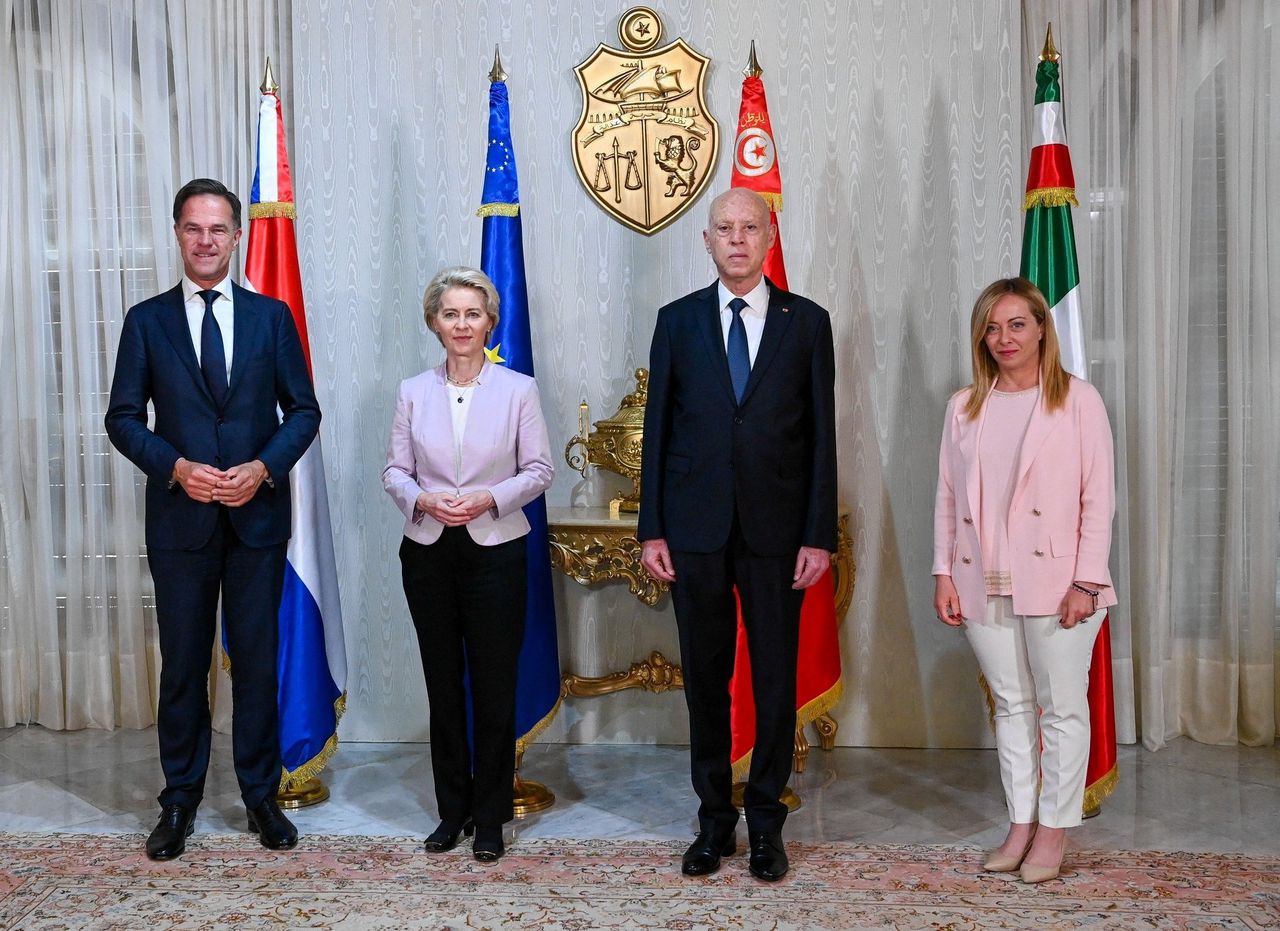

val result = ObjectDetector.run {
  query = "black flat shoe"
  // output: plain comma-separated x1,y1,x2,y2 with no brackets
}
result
681,829,737,876
472,825,504,862
423,819,474,853
247,798,299,850
747,831,788,881
145,803,197,861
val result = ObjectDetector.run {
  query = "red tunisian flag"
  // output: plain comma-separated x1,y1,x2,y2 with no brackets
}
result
728,48,844,779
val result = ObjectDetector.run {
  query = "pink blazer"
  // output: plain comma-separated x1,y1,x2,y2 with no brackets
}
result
382,361,554,546
933,377,1117,618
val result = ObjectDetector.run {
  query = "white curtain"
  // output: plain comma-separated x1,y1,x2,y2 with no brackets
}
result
0,0,290,728
2,0,1275,751
1028,0,1279,749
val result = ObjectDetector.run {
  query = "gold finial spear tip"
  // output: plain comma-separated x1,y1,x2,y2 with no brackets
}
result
1040,23,1060,62
488,45,508,83
744,40,763,78
260,57,279,94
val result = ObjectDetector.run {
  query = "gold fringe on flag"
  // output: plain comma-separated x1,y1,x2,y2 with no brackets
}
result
279,692,348,791
759,191,783,212
514,692,565,756
729,675,845,782
476,202,520,218
219,647,349,792
1082,762,1119,814
249,201,297,220
1023,187,1079,210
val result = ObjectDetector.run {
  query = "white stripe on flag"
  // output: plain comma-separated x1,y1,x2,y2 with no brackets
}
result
287,439,347,689
256,95,279,203
1051,285,1087,380
1032,100,1067,148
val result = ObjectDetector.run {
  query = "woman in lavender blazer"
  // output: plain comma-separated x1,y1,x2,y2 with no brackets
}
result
383,266,553,863
933,278,1116,884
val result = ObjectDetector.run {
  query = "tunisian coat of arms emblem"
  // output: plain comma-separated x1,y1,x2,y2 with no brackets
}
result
572,8,720,235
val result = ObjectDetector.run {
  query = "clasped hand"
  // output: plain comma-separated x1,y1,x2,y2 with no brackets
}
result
416,490,495,527
174,458,267,507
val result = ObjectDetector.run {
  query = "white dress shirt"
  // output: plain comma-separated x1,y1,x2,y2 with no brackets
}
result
717,277,769,367
181,275,234,381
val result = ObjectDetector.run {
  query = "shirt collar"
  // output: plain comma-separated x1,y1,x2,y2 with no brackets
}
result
717,277,770,319
182,275,232,304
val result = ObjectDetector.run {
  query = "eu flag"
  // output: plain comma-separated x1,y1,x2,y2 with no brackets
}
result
476,73,562,752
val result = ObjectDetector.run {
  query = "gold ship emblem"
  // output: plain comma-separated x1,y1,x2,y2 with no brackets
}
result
572,7,719,235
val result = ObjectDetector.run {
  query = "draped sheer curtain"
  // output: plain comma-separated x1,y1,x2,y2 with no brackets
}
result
2,0,1275,750
0,0,290,728
1027,0,1279,749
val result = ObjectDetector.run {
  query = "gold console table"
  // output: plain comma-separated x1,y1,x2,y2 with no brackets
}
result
548,506,854,772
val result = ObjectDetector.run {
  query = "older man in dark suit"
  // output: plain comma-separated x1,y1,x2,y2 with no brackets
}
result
639,188,837,882
106,178,320,860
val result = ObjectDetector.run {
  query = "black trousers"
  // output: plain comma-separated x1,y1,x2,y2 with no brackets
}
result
400,528,526,828
670,519,804,836
147,508,285,810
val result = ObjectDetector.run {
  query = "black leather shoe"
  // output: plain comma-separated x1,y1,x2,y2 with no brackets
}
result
748,831,788,881
472,825,504,862
247,799,299,850
145,803,196,861
681,830,737,876
423,819,474,852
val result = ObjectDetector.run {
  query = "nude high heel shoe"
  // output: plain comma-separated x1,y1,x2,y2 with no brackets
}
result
983,827,1036,872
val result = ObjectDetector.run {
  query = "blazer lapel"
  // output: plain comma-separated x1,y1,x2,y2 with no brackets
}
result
957,389,989,521
693,281,736,402
224,283,264,405
739,280,794,405
1012,391,1066,502
156,285,213,404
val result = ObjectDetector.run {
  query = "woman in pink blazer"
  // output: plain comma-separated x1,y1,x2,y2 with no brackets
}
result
933,278,1116,883
383,266,553,862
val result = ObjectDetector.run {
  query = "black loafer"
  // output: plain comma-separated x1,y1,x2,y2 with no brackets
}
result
145,803,197,861
472,825,504,862
247,798,299,850
747,831,788,881
424,819,474,853
681,830,737,876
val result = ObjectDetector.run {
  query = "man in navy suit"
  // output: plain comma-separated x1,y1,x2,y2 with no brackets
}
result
639,188,837,882
106,178,320,860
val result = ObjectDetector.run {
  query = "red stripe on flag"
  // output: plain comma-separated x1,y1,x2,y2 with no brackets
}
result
245,216,312,380
1025,143,1075,194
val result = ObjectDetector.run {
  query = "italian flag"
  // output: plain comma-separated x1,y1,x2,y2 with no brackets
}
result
1020,29,1118,814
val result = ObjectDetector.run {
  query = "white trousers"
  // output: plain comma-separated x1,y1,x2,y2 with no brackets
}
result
963,596,1103,829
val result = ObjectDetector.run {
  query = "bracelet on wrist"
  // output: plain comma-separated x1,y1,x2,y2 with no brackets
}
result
1071,582,1100,597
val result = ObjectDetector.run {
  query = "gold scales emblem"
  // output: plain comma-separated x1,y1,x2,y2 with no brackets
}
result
572,7,720,235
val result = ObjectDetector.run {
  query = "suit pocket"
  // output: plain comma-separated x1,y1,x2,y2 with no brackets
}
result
666,453,691,474
1050,534,1078,558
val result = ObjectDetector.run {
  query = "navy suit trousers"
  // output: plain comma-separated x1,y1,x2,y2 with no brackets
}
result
147,507,285,810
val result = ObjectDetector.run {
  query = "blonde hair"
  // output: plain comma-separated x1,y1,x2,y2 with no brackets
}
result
421,266,500,346
963,277,1070,419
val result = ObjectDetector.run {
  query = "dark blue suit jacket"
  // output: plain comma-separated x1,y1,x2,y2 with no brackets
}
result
105,282,321,551
638,278,837,556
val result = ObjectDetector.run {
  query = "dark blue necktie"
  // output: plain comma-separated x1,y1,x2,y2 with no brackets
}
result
727,297,750,404
199,289,228,407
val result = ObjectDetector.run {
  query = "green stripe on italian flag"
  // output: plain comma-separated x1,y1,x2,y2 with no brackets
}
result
1021,58,1086,379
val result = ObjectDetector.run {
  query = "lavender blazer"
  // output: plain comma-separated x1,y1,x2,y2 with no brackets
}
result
933,376,1117,618
382,361,553,546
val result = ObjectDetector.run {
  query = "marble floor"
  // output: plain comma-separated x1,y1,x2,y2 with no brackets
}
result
1,726,1277,856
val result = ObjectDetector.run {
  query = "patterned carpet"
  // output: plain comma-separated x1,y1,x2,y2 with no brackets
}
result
1,833,1278,930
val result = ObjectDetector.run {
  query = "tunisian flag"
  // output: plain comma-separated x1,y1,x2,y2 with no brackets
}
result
728,53,844,778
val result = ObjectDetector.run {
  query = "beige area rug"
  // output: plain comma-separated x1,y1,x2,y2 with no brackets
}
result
1,833,1277,930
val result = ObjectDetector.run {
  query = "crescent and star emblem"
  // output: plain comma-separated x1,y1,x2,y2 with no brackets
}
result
734,128,775,176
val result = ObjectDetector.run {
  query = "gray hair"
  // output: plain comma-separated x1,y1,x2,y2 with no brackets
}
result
421,266,500,344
